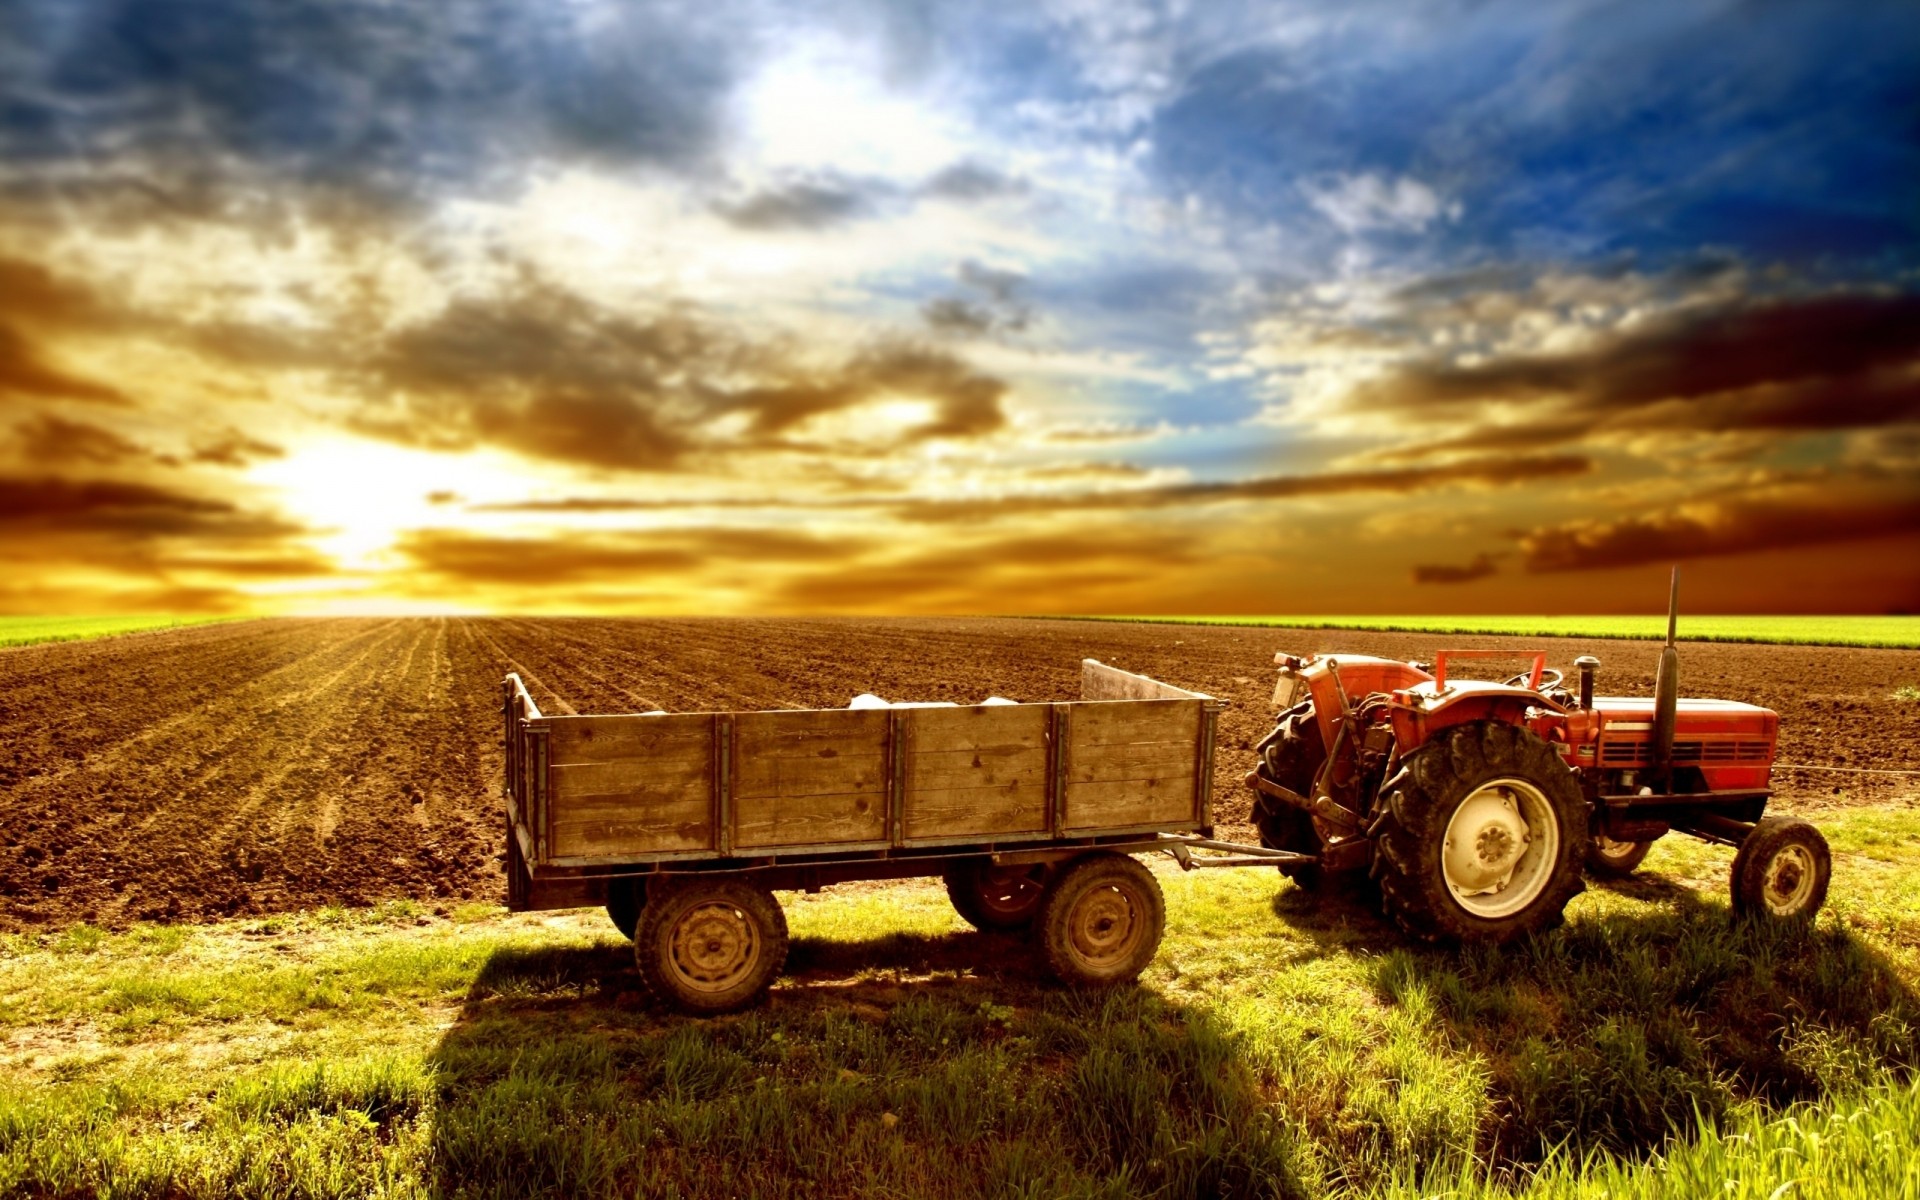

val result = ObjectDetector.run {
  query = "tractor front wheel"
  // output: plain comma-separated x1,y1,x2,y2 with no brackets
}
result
1730,817,1830,923
1371,721,1587,944
1586,835,1653,879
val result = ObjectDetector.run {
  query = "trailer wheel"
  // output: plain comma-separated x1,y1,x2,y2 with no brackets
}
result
1586,836,1653,879
1371,721,1587,945
1037,854,1165,987
1252,708,1330,889
635,878,788,1014
944,860,1049,931
605,877,645,940
1730,817,1830,923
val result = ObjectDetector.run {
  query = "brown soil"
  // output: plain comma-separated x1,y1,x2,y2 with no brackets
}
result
3,617,1916,931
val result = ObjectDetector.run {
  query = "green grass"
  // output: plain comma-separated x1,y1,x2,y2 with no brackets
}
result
1058,615,1920,649
3,808,1919,1198
0,615,239,649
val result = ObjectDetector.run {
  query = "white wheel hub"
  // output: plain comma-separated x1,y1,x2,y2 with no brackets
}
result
1442,779,1560,919
1763,844,1816,915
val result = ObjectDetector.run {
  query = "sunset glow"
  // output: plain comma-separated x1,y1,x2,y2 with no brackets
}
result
1,1,1915,616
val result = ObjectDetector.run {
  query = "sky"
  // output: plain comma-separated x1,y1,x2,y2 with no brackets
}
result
0,0,1916,617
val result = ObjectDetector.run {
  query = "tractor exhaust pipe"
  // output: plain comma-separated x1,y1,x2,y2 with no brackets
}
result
1651,566,1680,793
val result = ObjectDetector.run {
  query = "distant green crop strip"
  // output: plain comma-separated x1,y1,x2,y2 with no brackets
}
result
0,615,240,649
1054,615,1920,649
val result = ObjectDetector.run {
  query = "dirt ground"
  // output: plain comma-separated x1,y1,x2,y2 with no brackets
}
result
3,617,1917,931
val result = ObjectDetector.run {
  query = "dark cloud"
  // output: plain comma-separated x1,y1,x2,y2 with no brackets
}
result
345,275,1011,469
1349,291,1920,455
921,298,997,335
11,414,151,465
713,179,874,231
0,324,130,404
399,526,868,585
922,260,1032,337
921,162,1027,202
0,0,737,220
1516,483,1920,573
190,429,284,467
0,474,301,539
1413,553,1500,584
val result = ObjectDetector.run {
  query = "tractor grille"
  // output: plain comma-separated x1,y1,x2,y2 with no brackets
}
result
1600,739,1770,765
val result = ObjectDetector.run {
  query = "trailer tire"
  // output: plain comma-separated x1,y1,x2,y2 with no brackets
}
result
1585,836,1653,879
605,877,645,940
1730,817,1830,923
944,860,1050,931
1037,854,1164,987
1252,708,1329,888
635,877,788,1014
1371,721,1587,945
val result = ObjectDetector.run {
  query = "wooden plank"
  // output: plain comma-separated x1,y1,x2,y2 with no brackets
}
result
551,794,712,856
906,783,1047,839
1081,659,1213,702
548,714,711,761
733,709,889,848
1064,776,1195,829
900,705,1049,840
1066,699,1202,746
1068,754,1198,786
551,755,709,799
734,791,887,848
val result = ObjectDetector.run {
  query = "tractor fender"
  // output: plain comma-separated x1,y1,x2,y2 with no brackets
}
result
1389,682,1552,753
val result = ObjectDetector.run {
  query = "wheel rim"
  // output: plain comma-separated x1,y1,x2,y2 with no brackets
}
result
977,868,1044,917
1067,881,1147,971
1593,835,1640,863
1441,778,1561,919
667,901,760,994
1762,844,1816,916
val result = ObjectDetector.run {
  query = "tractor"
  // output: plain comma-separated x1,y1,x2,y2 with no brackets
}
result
1247,573,1831,942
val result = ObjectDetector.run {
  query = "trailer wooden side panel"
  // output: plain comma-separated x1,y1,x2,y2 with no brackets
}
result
901,704,1050,841
1061,699,1202,830
546,715,715,858
732,709,890,848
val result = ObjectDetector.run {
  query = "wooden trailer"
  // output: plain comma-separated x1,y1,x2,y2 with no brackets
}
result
503,659,1296,1012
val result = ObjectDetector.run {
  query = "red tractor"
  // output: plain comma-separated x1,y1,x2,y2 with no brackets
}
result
1247,576,1831,942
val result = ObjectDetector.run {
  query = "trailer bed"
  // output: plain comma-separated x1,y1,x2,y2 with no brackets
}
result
504,659,1226,912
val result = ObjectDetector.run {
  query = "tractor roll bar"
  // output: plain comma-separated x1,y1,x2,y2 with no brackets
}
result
1431,649,1548,692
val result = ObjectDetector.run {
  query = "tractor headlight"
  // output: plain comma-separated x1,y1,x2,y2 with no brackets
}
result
1272,671,1306,711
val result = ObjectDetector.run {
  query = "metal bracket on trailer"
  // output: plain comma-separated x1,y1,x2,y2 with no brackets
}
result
991,833,1315,872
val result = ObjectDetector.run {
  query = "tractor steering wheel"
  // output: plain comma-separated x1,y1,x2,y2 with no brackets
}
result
1503,667,1564,690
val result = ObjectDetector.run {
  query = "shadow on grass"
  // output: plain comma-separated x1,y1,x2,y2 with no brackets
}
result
1268,867,1920,1176
426,923,1312,1200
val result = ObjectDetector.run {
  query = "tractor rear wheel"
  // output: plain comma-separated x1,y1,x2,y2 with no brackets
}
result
1037,854,1165,987
635,877,788,1014
1586,836,1653,878
945,860,1050,931
1253,708,1330,889
1730,817,1830,922
1371,721,1587,944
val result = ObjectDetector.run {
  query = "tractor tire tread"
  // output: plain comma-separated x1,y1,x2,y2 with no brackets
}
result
1369,721,1587,945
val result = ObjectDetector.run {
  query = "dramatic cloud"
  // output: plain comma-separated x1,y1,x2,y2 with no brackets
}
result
1344,291,1920,454
0,1,1913,615
398,526,869,585
1517,482,1920,573
714,178,875,230
1413,553,1500,585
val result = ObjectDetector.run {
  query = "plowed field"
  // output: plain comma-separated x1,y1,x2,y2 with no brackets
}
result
3,617,1916,930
